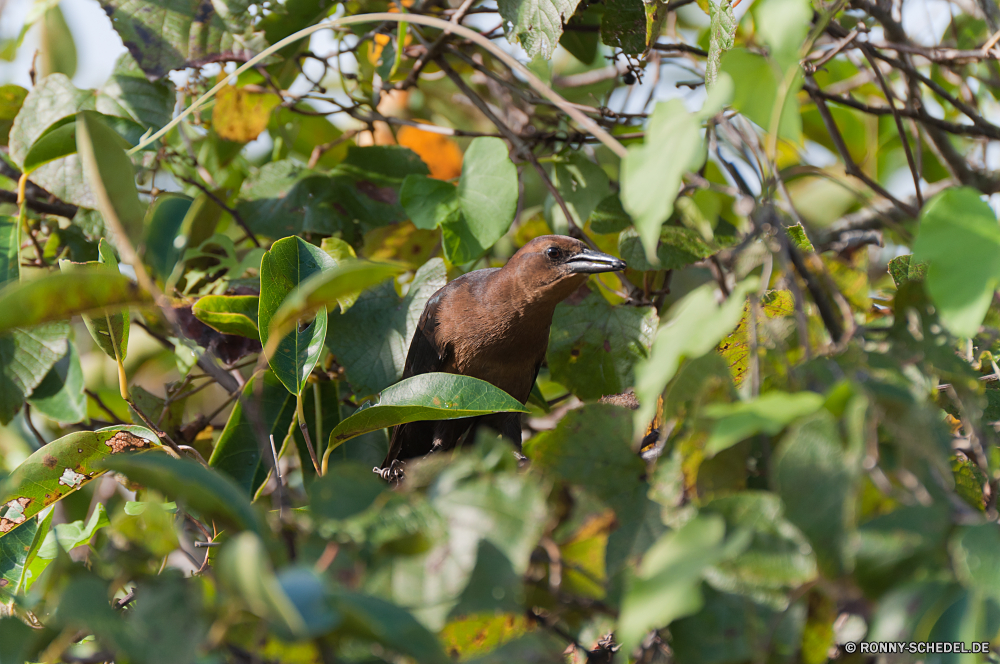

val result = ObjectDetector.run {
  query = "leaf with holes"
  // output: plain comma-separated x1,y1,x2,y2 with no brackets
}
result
0,425,158,541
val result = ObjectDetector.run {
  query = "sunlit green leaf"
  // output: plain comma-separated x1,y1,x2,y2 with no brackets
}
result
325,374,528,456
193,295,260,338
259,236,334,395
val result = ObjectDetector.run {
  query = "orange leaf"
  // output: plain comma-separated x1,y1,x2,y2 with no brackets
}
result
398,124,463,180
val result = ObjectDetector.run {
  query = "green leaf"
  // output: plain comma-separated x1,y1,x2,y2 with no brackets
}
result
325,374,528,453
143,193,194,281
8,74,97,208
0,618,35,663
701,492,817,595
547,292,658,400
617,514,748,654
100,454,265,535
217,532,314,638
326,258,446,396
0,511,38,591
21,113,144,175
99,0,264,79
0,322,69,425
443,137,519,265
0,84,27,146
547,155,610,234
0,425,158,540
621,100,706,260
193,295,260,338
76,111,147,249
601,0,646,55
703,390,825,455
525,403,643,510
951,524,1000,600
330,590,449,664
590,195,632,234
309,462,387,520
27,341,86,423
0,268,145,335
720,49,802,142
209,370,296,495
753,0,812,71
37,503,110,559
96,52,175,131
497,0,581,58
400,175,460,230
0,216,18,287
912,187,1000,337
258,236,335,395
633,279,756,438
268,260,406,338
706,0,737,87
771,411,857,577
787,222,815,252
619,225,717,272
37,5,77,79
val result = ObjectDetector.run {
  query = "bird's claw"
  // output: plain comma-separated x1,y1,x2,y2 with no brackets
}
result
373,460,406,484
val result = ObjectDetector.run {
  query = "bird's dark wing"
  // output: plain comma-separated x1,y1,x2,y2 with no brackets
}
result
381,288,453,468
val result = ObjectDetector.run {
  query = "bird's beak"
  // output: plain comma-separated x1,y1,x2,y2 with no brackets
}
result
565,248,627,274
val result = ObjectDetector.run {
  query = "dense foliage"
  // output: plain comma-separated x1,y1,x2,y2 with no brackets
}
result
2,0,1000,660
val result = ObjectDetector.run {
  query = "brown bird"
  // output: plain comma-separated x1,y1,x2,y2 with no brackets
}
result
378,235,627,478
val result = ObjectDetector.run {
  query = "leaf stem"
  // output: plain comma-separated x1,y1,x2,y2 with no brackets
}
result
297,391,322,476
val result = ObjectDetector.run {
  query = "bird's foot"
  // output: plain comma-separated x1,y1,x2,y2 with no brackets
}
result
513,450,530,469
373,460,406,484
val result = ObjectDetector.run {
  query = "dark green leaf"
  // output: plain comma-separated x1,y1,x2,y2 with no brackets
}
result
771,411,857,577
99,0,264,79
210,370,296,496
547,292,657,400
326,258,446,396
21,112,143,175
331,590,449,664
27,341,86,423
100,454,265,535
143,193,193,281
0,322,69,425
497,0,581,58
601,0,646,55
268,260,406,337
309,462,386,520
96,52,175,131
258,236,334,395
0,425,158,540
400,174,459,230
547,154,610,234
589,194,632,234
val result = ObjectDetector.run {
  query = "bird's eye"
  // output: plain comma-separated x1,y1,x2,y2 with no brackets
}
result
545,247,561,260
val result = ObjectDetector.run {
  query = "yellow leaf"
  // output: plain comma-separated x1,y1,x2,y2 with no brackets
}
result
398,123,463,180
212,85,281,143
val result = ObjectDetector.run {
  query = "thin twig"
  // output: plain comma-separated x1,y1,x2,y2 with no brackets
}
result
176,176,260,248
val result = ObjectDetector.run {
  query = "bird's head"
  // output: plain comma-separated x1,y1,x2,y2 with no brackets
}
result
505,235,627,302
